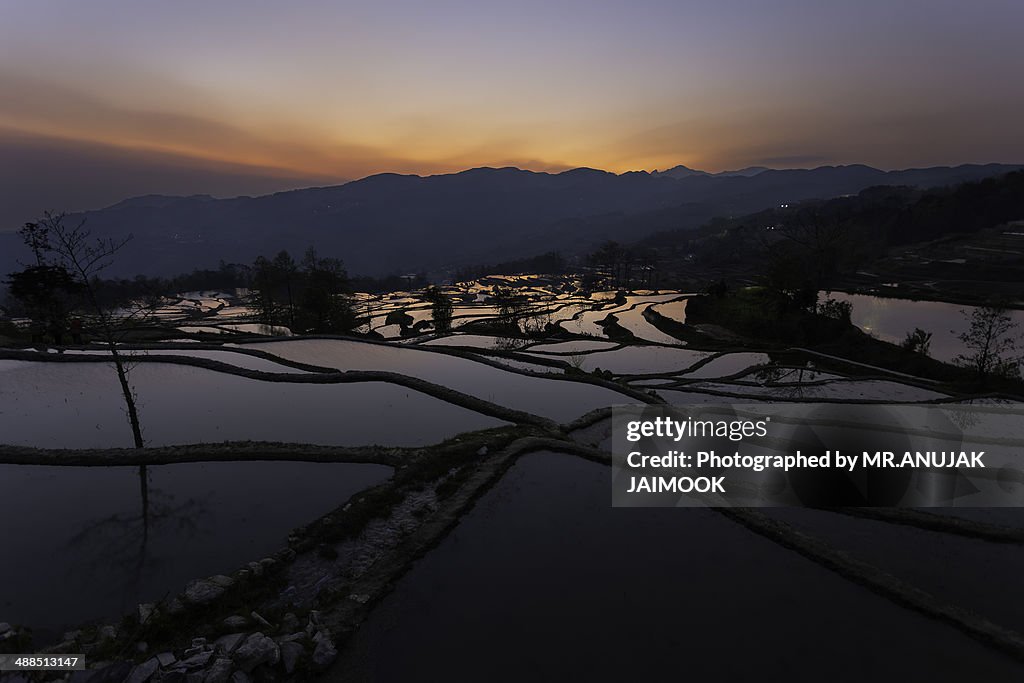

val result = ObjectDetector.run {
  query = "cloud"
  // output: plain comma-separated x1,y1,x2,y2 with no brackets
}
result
754,154,831,168
0,72,596,229
0,71,584,180
0,126,583,232
0,127,340,230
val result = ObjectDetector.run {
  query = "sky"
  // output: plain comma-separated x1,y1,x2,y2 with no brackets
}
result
1,0,1023,227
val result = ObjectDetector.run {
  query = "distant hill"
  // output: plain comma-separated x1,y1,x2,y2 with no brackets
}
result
651,164,770,179
629,170,1024,296
1,163,1021,279
716,166,770,178
651,165,710,179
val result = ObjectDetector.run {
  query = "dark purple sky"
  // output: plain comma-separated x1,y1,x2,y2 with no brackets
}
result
1,0,1022,227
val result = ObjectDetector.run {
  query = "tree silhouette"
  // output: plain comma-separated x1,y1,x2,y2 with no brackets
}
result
901,328,933,356
764,208,848,295
298,247,354,333
250,248,354,333
274,250,299,329
6,265,82,343
424,286,453,333
954,305,1021,384
10,212,150,448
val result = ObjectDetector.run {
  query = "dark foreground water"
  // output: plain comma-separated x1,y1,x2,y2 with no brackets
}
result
336,452,1021,682
0,461,391,643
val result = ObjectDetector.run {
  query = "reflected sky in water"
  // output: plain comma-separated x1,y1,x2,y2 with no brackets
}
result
0,461,390,643
828,293,1024,363
339,452,1022,681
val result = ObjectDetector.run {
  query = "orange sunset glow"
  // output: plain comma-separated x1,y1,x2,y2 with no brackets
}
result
2,0,1023,226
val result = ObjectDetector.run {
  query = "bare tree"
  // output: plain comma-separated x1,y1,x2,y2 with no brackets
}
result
16,212,150,448
954,305,1021,384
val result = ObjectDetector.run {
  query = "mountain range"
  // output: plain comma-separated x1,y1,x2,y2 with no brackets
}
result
651,164,770,179
1,163,1021,279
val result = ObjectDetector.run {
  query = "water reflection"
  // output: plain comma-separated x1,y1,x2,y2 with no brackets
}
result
0,461,391,643
339,453,1022,682
62,465,209,614
827,292,1024,362
752,364,818,399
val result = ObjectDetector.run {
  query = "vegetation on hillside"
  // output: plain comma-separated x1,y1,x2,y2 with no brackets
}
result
636,170,1024,291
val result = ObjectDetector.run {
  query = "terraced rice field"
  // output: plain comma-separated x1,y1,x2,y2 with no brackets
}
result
2,273,1021,678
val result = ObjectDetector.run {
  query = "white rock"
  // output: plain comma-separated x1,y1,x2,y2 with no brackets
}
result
208,575,235,589
215,632,246,655
222,615,249,630
125,657,159,683
177,650,214,670
232,632,279,672
183,579,228,605
138,603,157,624
279,641,304,675
203,657,234,683
156,652,177,667
250,611,273,629
280,613,300,633
311,632,337,671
